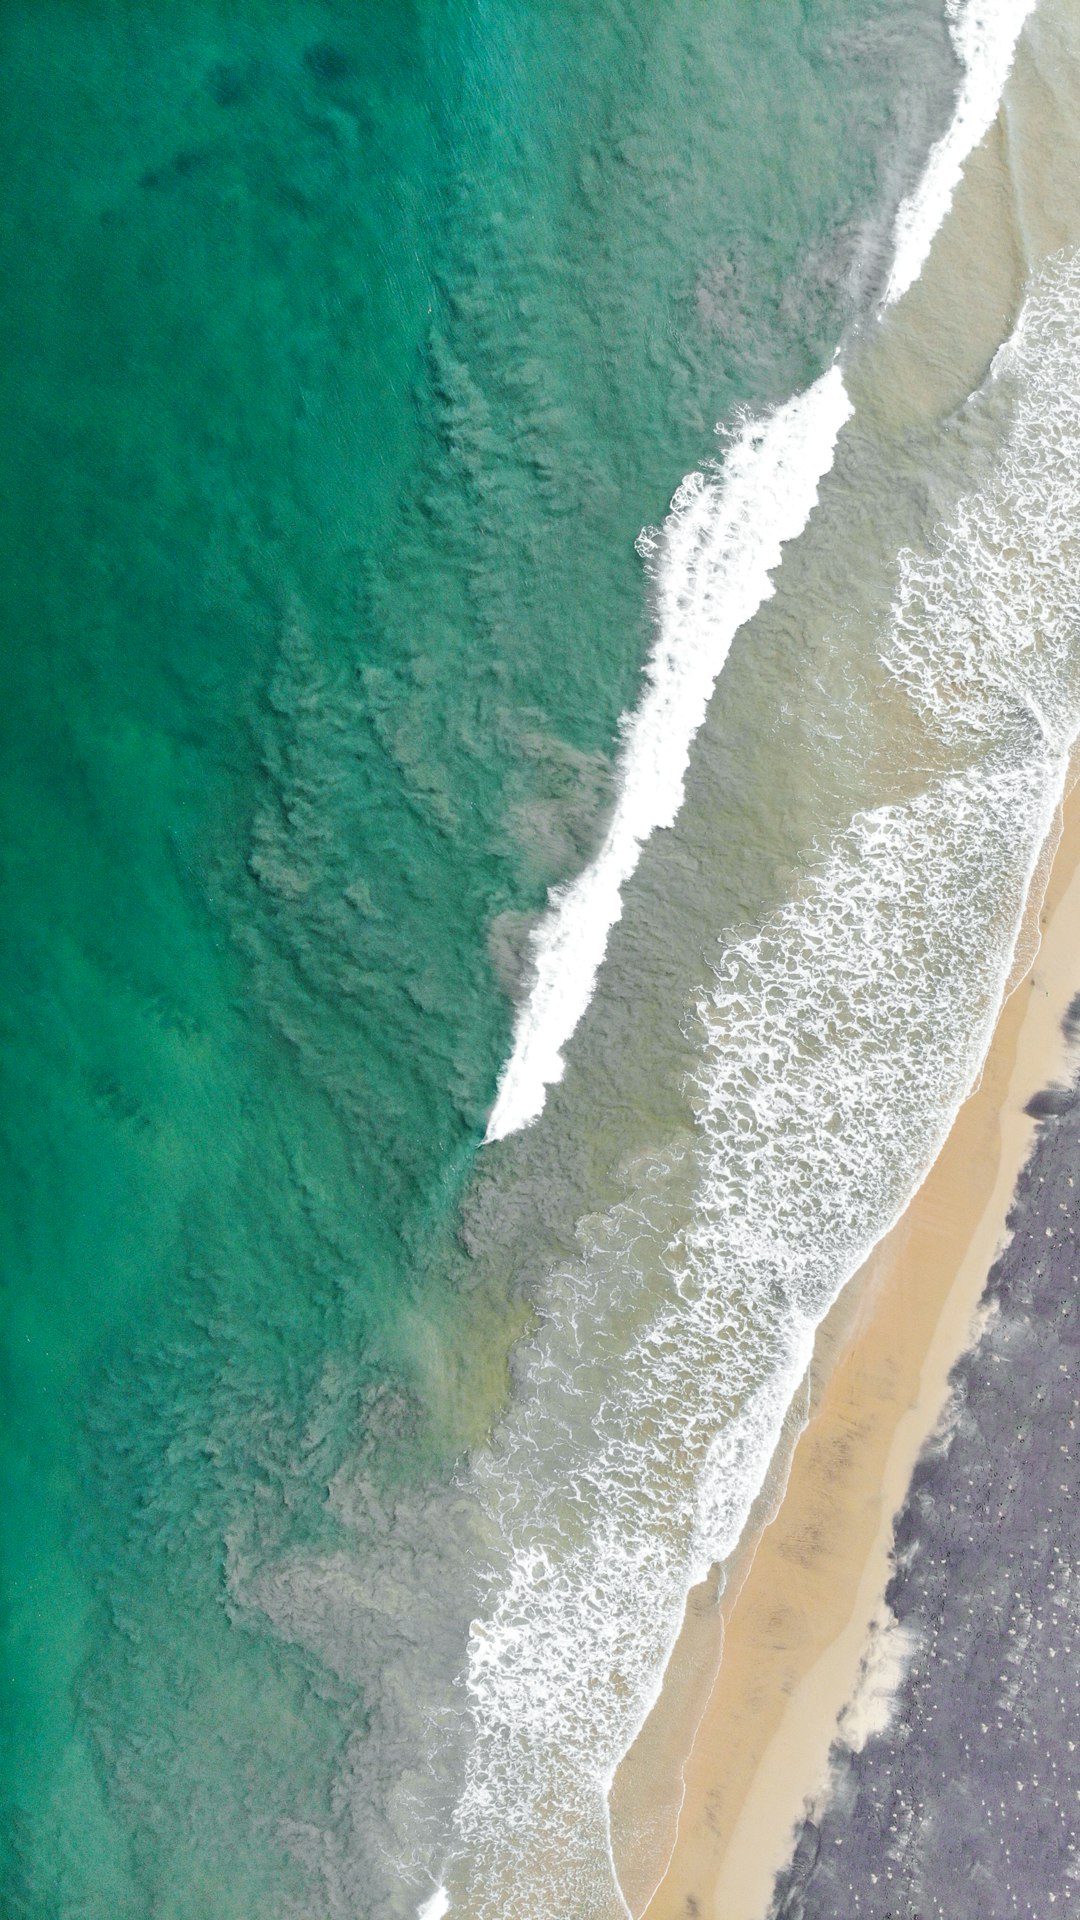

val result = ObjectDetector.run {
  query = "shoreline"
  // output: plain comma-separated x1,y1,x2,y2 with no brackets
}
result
609,5,1080,1910
770,953,1080,1915
620,765,1080,1920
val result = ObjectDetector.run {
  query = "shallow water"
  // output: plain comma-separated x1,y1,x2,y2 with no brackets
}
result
432,254,1080,1920
3,1,1038,1916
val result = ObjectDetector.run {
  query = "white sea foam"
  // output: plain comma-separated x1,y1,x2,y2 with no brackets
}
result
450,771,1059,1920
885,0,1037,305
484,368,852,1142
417,1889,450,1920
485,0,1037,1149
432,251,1080,1918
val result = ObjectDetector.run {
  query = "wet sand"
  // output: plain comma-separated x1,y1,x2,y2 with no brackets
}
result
625,769,1080,1920
770,954,1080,1916
607,6,1080,1912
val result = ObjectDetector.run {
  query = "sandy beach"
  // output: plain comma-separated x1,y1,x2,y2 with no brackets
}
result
620,764,1080,1920
605,8,1080,1913
770,1040,1080,1914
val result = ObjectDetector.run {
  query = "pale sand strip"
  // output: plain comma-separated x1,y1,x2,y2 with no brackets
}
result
625,773,1080,1920
606,8,1080,1912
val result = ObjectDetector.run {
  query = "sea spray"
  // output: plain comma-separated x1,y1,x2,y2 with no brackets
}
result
484,369,852,1142
431,249,1080,1918
0,3,989,1915
448,774,1062,1920
417,1890,450,1920
485,0,1031,1149
886,0,1037,304
886,254,1080,754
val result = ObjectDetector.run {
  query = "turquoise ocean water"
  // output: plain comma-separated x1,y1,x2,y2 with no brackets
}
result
0,2,995,1914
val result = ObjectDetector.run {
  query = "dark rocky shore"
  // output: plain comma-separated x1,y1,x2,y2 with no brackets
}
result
769,1000,1080,1920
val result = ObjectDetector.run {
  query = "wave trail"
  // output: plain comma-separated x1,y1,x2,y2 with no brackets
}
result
484,0,1039,1149
885,0,1036,305
417,1891,450,1920
483,367,851,1143
431,249,1080,1920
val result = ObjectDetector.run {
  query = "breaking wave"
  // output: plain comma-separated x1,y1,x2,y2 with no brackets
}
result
886,0,1037,305
484,370,852,1142
431,248,1080,1918
485,0,1034,1148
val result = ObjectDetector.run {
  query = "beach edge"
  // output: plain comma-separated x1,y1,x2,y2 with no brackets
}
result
617,764,1080,1920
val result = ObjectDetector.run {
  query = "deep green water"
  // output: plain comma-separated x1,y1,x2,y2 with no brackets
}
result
1,1,956,1912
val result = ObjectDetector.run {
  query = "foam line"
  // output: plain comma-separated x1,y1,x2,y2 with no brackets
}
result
484,0,1038,1148
484,366,852,1142
432,250,1080,1919
417,1890,450,1920
885,0,1037,305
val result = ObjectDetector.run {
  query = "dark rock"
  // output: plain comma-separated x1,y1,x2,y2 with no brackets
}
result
769,1049,1080,1920
1024,1086,1075,1118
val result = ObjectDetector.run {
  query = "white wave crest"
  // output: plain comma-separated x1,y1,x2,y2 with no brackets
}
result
449,774,1060,1920
417,1890,450,1920
433,250,1080,1918
484,367,852,1143
486,0,1037,1148
886,254,1080,747
885,0,1037,306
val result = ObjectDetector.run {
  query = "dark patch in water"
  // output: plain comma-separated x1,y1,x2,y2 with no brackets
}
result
303,43,357,86
207,62,250,108
140,148,209,191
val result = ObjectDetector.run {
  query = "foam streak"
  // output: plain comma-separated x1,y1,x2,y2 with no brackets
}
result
885,0,1036,305
433,251,1080,1920
484,368,852,1142
485,0,1039,1150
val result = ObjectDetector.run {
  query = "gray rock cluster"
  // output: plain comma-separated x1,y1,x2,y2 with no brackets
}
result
770,1001,1080,1920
